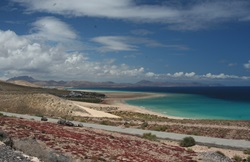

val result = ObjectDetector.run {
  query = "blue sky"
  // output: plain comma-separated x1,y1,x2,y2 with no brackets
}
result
0,0,250,85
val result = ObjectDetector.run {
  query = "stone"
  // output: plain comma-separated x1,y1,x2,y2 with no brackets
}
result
57,119,66,125
65,121,74,127
78,123,83,127
0,129,13,147
41,116,48,121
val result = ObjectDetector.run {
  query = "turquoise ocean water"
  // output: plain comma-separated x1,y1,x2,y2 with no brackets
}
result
126,93,250,120
71,87,250,120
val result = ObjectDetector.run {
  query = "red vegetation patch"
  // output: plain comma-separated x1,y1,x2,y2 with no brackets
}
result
0,117,197,161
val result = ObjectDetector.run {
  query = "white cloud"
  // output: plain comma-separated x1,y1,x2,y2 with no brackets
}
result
65,54,86,64
30,16,77,42
1,17,249,83
185,72,196,77
228,63,237,67
0,29,148,81
173,72,184,77
143,71,250,81
91,36,176,52
0,30,63,72
131,29,154,36
203,73,239,79
244,60,250,69
91,36,137,52
12,0,250,30
145,72,156,77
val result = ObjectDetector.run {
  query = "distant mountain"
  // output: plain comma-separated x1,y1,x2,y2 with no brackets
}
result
136,80,154,85
7,77,212,88
135,80,207,87
7,76,37,82
8,76,69,87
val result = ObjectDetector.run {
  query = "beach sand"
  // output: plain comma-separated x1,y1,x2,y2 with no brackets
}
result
73,90,183,119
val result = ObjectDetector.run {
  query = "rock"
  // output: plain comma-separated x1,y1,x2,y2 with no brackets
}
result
57,119,66,125
0,129,13,148
198,151,232,162
0,144,32,162
41,116,48,121
65,121,74,127
12,138,72,162
78,123,83,127
58,119,74,126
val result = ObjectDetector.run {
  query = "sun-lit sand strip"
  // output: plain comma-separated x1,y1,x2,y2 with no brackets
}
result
74,90,184,119
73,101,120,118
104,92,184,119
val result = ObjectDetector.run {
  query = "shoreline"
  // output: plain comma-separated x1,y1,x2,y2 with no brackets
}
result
75,89,184,119
104,92,185,120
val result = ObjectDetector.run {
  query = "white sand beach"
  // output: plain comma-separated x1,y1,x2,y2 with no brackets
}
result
73,90,184,119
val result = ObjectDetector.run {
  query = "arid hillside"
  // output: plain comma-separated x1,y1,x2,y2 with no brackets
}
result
7,80,41,88
0,81,105,118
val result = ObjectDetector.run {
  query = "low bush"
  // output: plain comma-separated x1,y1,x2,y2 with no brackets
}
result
99,120,116,126
187,148,194,152
179,136,196,147
247,156,250,162
142,133,157,141
233,155,242,162
151,125,168,132
141,122,149,129
216,151,225,156
244,149,250,155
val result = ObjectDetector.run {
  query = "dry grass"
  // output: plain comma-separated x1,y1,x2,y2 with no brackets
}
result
0,81,90,118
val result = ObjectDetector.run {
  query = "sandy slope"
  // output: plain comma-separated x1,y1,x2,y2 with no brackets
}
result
7,80,41,88
72,101,120,118
0,92,120,118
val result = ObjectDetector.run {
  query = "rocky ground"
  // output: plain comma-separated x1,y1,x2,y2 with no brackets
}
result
0,144,34,162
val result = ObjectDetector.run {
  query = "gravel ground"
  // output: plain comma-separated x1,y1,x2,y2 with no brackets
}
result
198,152,232,162
0,144,33,162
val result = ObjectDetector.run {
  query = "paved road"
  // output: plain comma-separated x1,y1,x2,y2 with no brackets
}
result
1,111,250,150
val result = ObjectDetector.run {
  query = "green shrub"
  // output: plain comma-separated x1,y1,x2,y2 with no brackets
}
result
0,113,3,117
244,149,250,155
35,114,43,117
100,120,111,125
142,133,157,141
151,125,168,131
180,136,196,147
216,151,225,156
247,156,250,162
141,122,149,129
233,155,242,162
187,148,193,152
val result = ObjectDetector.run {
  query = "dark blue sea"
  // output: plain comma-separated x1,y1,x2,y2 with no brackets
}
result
73,87,250,120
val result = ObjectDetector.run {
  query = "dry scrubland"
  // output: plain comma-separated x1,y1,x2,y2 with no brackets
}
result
0,93,88,118
0,81,104,118
1,81,250,161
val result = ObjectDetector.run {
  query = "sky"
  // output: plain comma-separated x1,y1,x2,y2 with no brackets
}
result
0,0,250,85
